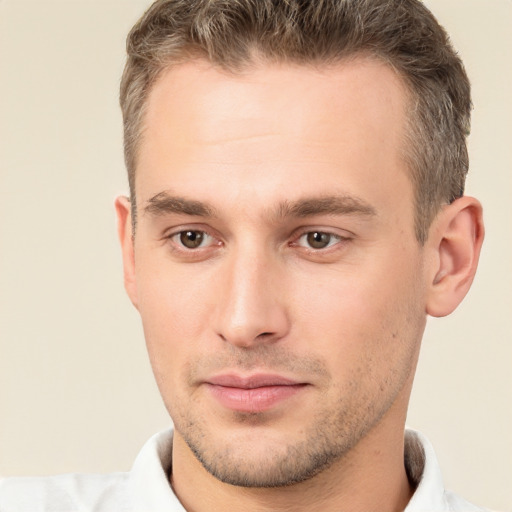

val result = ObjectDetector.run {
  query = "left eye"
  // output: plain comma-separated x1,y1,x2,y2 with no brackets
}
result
173,230,212,249
298,231,341,249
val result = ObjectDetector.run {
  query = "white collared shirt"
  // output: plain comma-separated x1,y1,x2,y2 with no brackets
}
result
0,428,489,511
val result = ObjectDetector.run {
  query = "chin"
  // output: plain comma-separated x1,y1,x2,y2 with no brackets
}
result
190,435,339,488
176,413,359,488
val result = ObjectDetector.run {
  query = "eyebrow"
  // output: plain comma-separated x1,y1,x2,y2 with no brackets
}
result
274,195,377,220
144,192,217,218
143,191,376,221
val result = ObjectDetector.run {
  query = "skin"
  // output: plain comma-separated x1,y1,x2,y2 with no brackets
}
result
116,57,484,512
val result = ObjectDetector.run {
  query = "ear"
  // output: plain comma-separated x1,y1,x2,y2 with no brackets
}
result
115,196,139,309
426,196,484,317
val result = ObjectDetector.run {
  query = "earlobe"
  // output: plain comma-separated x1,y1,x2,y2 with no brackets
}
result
114,196,139,309
426,196,484,318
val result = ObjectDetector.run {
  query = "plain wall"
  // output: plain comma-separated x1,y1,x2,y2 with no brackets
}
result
0,1,510,510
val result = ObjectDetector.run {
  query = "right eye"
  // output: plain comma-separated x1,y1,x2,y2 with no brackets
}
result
171,230,213,249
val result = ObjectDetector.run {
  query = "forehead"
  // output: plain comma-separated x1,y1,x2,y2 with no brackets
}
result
143,56,408,148
136,57,412,223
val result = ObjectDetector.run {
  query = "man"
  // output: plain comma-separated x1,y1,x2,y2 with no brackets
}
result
0,0,489,510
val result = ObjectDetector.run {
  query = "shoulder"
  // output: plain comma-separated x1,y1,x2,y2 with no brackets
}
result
0,429,177,512
0,472,131,512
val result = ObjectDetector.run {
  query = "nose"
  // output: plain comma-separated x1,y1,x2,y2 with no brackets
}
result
213,245,290,348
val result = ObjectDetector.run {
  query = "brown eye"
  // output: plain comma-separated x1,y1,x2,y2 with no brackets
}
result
179,230,205,249
306,232,332,249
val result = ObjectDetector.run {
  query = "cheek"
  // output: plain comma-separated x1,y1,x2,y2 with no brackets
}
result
293,257,425,377
135,260,216,384
136,249,215,327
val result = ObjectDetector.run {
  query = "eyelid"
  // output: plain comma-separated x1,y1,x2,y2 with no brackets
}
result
163,223,216,239
296,232,341,249
162,224,223,252
289,227,353,254
292,226,353,241
160,224,352,257
170,230,213,249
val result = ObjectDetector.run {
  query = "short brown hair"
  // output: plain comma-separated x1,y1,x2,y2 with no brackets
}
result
120,0,471,243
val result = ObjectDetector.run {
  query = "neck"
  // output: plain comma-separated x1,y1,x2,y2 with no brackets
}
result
170,413,414,512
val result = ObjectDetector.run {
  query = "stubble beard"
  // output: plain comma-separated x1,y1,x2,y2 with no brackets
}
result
164,332,419,489
176,406,370,488
169,379,401,488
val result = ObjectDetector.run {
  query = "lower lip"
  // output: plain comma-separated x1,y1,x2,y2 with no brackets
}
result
205,383,307,413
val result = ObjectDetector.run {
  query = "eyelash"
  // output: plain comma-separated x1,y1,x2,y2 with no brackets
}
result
293,231,345,251
164,227,351,256
167,229,219,251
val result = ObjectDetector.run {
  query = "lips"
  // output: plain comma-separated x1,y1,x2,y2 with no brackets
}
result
204,374,308,413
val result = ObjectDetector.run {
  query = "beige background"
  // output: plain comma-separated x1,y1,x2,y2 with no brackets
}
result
0,1,510,510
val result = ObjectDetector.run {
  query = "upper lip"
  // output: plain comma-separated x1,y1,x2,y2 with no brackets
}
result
206,374,303,389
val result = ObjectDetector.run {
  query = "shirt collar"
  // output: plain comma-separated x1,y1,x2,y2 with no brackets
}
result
128,428,449,511
403,428,448,511
128,428,185,511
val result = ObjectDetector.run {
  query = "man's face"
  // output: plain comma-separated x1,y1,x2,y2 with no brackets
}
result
123,58,429,486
